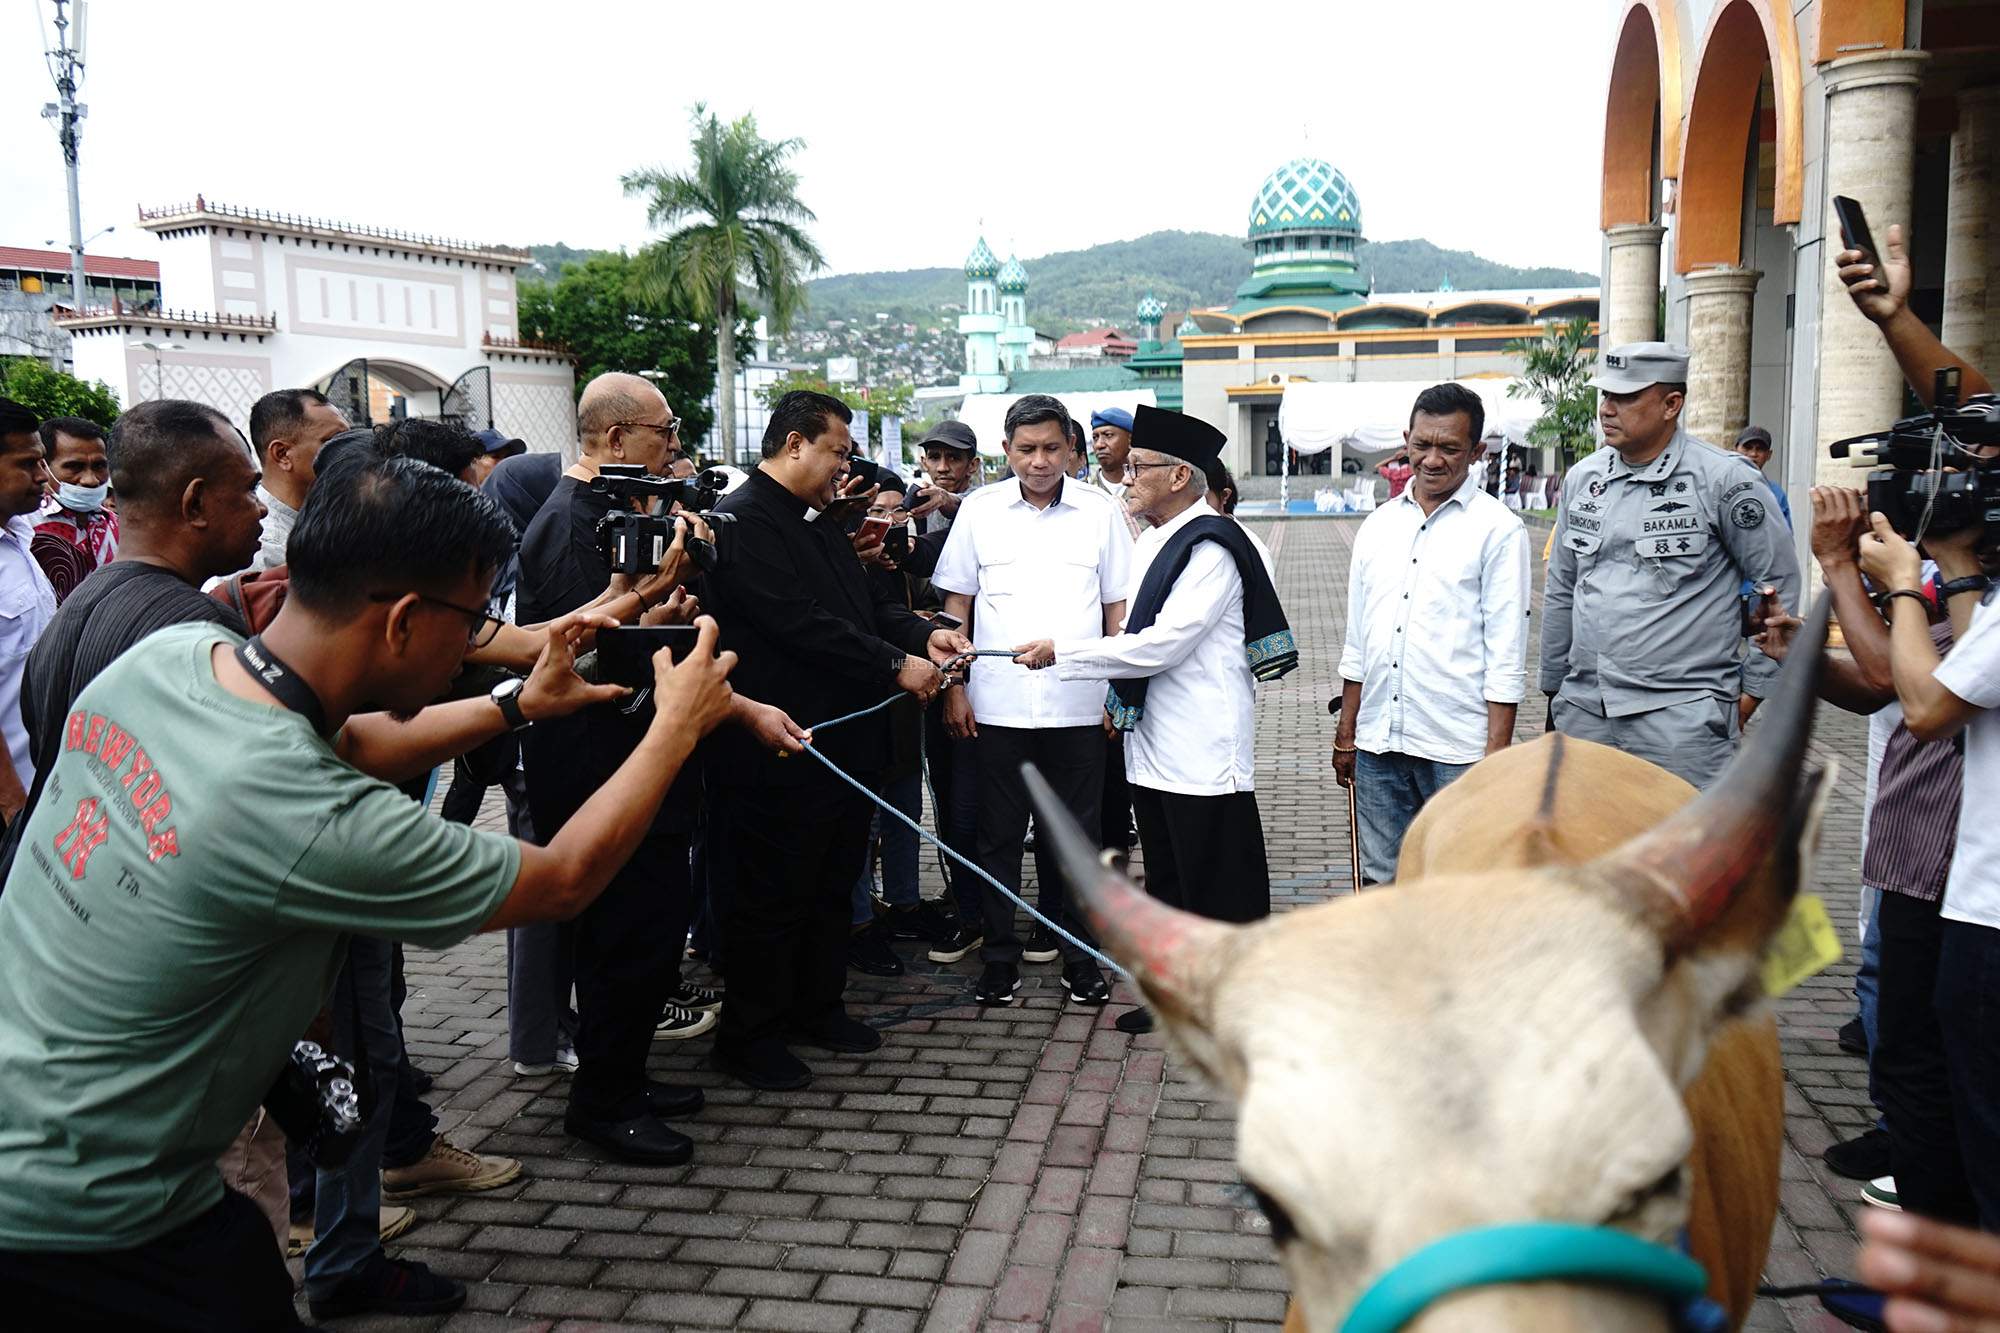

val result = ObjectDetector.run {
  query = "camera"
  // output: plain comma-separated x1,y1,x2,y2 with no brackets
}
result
589,464,737,575
1830,369,2000,539
263,1040,366,1167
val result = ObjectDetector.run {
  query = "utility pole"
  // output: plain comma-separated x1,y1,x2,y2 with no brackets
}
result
41,0,90,310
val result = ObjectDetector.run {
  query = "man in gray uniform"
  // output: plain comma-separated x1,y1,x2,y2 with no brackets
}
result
1540,342,1801,788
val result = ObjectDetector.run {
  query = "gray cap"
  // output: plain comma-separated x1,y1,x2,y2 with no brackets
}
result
1588,341,1691,394
1734,425,1772,450
919,420,977,453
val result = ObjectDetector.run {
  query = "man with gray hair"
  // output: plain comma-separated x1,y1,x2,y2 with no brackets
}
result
1540,342,1801,788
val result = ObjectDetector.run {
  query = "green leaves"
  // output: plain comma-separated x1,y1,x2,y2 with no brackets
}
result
0,357,121,427
1504,317,1599,470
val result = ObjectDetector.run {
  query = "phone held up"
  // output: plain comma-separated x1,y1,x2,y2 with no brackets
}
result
1833,194,1877,263
594,625,701,688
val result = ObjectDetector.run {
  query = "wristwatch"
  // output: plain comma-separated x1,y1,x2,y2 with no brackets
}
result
491,676,530,731
1939,574,1992,600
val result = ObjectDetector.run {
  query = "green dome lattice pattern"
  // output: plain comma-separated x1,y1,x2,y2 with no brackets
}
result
1136,291,1166,322
997,255,1029,294
1176,314,1202,336
965,237,1001,281
1248,157,1362,239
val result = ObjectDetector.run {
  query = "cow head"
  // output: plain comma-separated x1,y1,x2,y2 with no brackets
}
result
1027,598,1836,1332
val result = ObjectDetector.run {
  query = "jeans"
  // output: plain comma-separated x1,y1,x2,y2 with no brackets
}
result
305,936,438,1298
1858,888,1885,1123
1937,919,2000,1228
852,769,923,926
1352,749,1474,886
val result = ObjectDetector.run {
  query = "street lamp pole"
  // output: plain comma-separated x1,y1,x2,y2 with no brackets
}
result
41,0,91,309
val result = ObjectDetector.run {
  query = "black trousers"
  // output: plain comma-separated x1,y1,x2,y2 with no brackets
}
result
0,1188,303,1331
568,828,691,1121
716,788,871,1057
1877,891,1976,1224
1937,919,2000,1229
1130,785,1271,924
974,725,1101,966
1100,733,1134,853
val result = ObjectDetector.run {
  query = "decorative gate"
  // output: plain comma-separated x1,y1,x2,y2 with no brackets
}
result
440,366,493,430
321,358,372,428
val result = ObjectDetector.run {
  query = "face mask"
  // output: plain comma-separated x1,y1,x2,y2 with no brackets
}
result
57,481,109,514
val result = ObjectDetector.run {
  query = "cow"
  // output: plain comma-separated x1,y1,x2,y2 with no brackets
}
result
1024,598,1835,1331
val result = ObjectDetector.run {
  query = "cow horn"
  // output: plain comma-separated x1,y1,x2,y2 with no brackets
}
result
1021,762,1233,1009
1595,591,1832,942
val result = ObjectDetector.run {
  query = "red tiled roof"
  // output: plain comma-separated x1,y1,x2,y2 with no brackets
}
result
0,246,160,282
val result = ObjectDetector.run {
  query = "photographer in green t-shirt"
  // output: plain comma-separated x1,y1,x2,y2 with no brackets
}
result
0,452,746,1331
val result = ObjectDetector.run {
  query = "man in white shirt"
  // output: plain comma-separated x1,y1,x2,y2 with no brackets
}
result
1859,503,2000,1229
246,388,350,571
1014,408,1295,1032
0,399,57,830
1333,383,1530,885
934,395,1134,1007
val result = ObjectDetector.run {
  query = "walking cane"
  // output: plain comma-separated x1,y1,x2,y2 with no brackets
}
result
1329,696,1364,894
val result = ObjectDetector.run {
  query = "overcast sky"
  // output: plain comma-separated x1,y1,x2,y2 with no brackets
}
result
3,0,1613,280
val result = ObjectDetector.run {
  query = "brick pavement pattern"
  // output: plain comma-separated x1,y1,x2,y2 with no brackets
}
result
338,515,1877,1331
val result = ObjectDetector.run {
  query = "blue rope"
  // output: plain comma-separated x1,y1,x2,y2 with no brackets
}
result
801,683,1131,980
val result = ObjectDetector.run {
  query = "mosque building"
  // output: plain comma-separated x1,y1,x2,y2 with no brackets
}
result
942,156,1601,480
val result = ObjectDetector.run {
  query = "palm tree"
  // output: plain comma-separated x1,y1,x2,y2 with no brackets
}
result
623,106,824,460
1505,317,1599,472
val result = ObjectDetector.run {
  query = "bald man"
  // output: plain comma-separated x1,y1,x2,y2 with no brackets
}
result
516,372,711,1165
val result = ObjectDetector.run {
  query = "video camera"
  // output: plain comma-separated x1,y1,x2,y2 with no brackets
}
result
1830,369,2000,539
589,463,737,575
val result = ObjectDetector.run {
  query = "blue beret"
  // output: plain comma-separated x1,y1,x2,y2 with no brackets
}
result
1090,407,1134,433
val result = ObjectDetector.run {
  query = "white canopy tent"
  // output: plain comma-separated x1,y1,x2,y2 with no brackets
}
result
1275,377,1545,504
956,388,1157,460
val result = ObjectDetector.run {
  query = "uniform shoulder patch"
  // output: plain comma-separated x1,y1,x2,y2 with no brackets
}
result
1730,495,1767,529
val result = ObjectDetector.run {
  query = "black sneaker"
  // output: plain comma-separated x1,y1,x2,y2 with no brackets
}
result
1824,1126,1893,1181
713,1042,813,1091
672,979,723,1013
307,1253,467,1320
1022,926,1060,964
884,900,957,944
1064,959,1110,1006
1838,1017,1868,1057
790,1013,883,1054
927,926,984,964
975,961,1021,1006
1114,1007,1155,1034
847,923,905,976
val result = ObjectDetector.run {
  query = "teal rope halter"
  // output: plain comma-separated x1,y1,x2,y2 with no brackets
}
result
1339,1222,1723,1333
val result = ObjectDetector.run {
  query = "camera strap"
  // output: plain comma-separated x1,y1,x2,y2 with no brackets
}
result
235,635,331,736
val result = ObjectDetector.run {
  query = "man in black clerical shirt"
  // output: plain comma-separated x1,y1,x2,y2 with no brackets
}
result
705,391,969,1091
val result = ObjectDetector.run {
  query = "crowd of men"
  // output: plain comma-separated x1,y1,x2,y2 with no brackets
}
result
0,213,1996,1328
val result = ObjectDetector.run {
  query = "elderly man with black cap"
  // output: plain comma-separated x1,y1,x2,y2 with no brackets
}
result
1541,341,1801,788
1013,406,1297,1029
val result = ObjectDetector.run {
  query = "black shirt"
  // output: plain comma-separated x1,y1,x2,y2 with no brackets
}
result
516,475,697,835
705,469,934,790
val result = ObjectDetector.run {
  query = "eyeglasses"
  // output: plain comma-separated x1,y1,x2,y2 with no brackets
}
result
368,591,499,647
614,416,682,440
1125,461,1185,473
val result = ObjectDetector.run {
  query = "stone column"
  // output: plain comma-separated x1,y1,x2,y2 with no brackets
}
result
1604,223,1667,347
1943,86,1998,372
1816,50,1929,487
1683,268,1762,443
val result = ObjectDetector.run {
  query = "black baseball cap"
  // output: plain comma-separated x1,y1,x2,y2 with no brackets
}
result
919,421,977,453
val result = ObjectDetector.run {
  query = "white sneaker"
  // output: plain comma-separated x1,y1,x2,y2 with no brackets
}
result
512,1045,579,1077
1861,1175,1901,1210
653,1003,718,1041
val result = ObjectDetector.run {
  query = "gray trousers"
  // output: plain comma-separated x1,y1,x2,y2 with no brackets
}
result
1550,694,1738,790
500,771,576,1065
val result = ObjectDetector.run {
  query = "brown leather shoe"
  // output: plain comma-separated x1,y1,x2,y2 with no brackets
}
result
381,1135,521,1201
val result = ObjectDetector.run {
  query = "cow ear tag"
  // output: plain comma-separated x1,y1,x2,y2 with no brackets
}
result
1759,895,1843,997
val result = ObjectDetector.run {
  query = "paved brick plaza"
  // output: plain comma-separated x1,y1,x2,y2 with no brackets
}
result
359,516,1876,1331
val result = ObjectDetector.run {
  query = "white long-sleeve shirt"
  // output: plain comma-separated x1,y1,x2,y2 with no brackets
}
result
1338,471,1530,765
1053,502,1257,795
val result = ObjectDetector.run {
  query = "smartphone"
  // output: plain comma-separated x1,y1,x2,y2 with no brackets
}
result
594,625,700,688
882,525,910,562
1832,195,1877,261
856,515,893,548
930,611,964,632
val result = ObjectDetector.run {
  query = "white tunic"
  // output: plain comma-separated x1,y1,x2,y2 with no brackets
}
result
1053,502,1257,796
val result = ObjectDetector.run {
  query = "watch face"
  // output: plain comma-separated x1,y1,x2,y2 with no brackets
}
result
494,678,524,699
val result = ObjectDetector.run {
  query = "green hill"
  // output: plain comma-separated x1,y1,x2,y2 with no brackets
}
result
802,231,1596,330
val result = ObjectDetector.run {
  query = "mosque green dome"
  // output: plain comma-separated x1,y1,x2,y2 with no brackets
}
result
1247,157,1362,239
1176,313,1202,336
965,237,1001,281
1136,291,1166,323
997,254,1029,294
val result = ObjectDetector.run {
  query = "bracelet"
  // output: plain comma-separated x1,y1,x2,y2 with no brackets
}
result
1882,588,1929,611
1939,574,1992,600
1332,744,1357,754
